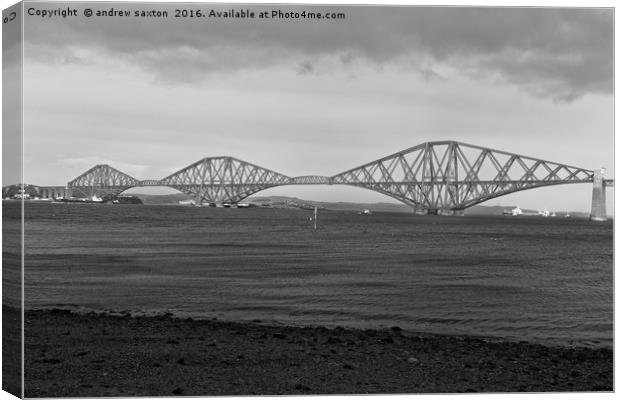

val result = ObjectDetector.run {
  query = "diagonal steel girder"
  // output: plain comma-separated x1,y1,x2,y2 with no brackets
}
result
330,140,594,211
65,141,599,209
67,164,139,199
160,156,290,204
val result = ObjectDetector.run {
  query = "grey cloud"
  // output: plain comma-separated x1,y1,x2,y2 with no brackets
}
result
340,53,356,65
297,61,314,75
24,5,612,102
415,65,443,82
60,55,82,64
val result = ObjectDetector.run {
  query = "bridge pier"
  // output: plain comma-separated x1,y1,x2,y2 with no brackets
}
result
53,144,612,216
412,208,465,216
590,169,607,222
37,186,68,199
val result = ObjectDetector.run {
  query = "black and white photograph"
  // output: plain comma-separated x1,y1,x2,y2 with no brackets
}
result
1,0,614,397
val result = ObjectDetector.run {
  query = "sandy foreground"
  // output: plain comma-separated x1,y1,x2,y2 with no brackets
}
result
17,306,612,397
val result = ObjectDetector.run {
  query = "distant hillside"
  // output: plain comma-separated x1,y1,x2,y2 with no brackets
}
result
2,184,41,198
467,205,516,215
131,193,192,205
468,205,589,218
248,196,412,212
130,193,590,217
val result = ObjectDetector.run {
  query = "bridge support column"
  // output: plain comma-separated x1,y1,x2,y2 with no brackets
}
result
590,169,607,222
411,206,424,215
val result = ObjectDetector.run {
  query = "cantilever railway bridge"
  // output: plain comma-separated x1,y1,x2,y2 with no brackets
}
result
35,141,612,220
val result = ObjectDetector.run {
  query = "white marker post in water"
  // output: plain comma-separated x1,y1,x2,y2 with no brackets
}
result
314,206,317,230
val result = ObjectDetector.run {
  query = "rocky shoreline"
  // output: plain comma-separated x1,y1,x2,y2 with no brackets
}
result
21,307,612,397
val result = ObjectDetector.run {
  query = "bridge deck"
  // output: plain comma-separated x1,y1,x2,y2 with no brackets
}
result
49,141,611,214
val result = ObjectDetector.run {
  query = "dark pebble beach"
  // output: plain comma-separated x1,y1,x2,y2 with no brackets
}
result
19,306,612,397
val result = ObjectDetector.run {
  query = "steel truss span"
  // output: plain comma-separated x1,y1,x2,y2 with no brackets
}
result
66,141,601,212
67,164,140,200
159,157,290,204
331,141,594,212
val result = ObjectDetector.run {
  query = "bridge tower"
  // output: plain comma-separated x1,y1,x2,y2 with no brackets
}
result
590,168,607,222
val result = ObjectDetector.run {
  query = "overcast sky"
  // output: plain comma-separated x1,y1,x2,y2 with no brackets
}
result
15,2,614,212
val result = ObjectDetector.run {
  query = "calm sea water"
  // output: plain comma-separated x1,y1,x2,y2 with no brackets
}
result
13,201,613,348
